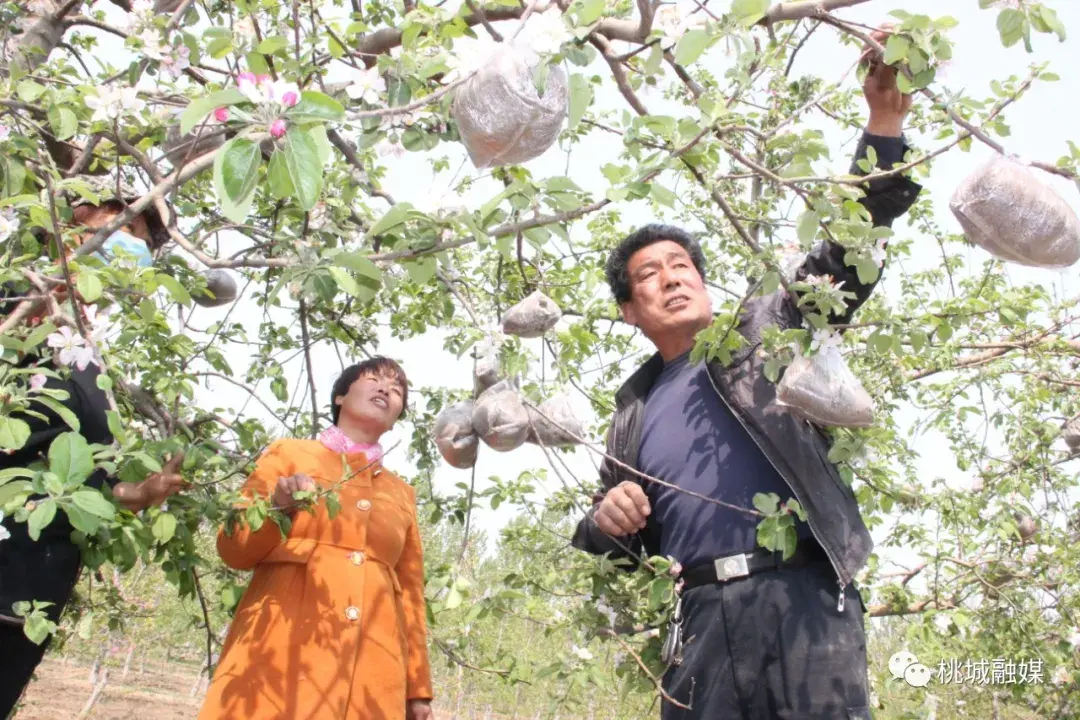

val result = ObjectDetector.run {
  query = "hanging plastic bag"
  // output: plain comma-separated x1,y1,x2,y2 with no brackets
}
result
435,401,479,469
451,45,568,169
776,346,874,428
1063,417,1080,453
526,393,583,447
501,290,562,338
950,155,1080,269
474,341,503,396
192,269,239,308
471,379,529,452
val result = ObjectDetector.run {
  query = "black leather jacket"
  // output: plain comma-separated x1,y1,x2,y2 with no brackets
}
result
571,135,922,594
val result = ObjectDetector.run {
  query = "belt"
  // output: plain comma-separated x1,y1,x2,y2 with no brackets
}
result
679,543,828,591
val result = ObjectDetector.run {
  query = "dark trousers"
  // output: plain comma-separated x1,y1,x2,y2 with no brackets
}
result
0,517,83,719
661,560,872,720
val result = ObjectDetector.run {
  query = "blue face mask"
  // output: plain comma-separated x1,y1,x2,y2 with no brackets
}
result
94,231,153,268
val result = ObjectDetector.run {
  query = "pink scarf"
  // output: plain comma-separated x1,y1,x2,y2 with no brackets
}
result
318,425,383,463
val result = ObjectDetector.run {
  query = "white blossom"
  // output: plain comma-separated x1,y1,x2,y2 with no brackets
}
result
654,4,706,43
1053,666,1071,685
30,374,47,391
0,124,9,143
47,327,97,371
870,238,888,268
810,328,842,353
520,7,573,58
374,140,405,159
968,476,985,492
233,16,257,42
0,513,9,543
236,73,299,108
85,86,146,123
137,28,165,59
0,213,19,242
345,68,387,104
595,599,617,629
445,35,496,82
571,645,593,661
803,273,844,292
159,44,191,79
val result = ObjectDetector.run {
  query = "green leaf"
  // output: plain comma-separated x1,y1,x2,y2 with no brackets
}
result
445,585,463,610
0,480,32,510
0,417,31,451
386,77,411,107
336,253,382,281
213,138,261,223
4,157,27,198
796,210,819,244
152,513,178,543
284,127,323,211
32,397,80,433
752,492,780,515
76,271,103,303
404,257,437,285
674,28,710,65
649,182,677,208
286,91,345,124
309,124,332,166
221,584,245,610
49,432,94,487
883,35,911,65
328,267,376,302
575,0,605,26
71,489,116,520
267,151,295,199
27,499,58,541
63,504,101,535
17,81,46,103
997,8,1025,47
368,204,410,237
567,74,593,131
402,127,439,152
256,35,289,54
158,274,192,305
180,88,246,135
206,36,234,58
47,106,78,141
731,0,769,27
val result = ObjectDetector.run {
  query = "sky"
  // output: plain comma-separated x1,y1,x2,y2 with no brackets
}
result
77,0,1080,578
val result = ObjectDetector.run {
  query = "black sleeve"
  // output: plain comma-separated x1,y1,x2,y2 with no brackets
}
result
793,132,923,324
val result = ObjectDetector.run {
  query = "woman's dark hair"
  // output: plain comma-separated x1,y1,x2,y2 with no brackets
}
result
604,224,707,304
331,356,409,425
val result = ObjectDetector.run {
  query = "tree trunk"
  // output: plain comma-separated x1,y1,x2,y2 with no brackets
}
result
77,667,108,720
122,643,136,678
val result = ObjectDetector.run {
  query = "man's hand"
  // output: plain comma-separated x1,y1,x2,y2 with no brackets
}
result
860,25,914,137
113,453,187,512
406,699,434,720
594,481,651,536
272,473,316,512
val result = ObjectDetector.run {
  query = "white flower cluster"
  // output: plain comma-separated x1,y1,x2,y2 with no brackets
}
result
85,86,146,123
0,212,19,243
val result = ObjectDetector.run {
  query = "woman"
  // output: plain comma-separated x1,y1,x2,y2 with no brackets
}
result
199,357,434,720
0,195,183,718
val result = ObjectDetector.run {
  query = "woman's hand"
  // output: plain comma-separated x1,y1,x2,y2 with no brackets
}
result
272,473,316,512
406,699,434,720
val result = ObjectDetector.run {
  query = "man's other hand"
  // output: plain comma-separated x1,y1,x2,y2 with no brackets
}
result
594,481,651,536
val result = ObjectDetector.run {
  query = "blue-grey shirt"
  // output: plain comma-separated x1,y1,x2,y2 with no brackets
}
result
638,352,813,569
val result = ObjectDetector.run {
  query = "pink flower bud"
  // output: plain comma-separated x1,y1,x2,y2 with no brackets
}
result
669,561,683,577
281,91,299,108
237,71,257,85
256,74,272,86
29,373,47,390
213,106,229,123
269,118,287,138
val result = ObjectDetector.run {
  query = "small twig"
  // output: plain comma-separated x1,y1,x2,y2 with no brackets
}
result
465,0,504,41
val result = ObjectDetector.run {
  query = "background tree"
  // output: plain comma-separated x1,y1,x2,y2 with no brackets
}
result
2,0,1080,717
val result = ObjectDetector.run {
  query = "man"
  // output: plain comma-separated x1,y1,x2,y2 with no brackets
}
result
0,193,185,718
570,44,921,719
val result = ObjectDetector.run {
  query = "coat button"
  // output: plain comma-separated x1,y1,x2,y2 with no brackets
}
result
356,499,371,511
345,606,360,621
349,551,365,566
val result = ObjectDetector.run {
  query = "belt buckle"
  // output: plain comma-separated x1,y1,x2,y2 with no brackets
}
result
714,553,750,582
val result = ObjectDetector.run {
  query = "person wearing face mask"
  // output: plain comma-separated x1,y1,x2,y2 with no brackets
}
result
198,357,435,720
0,194,185,718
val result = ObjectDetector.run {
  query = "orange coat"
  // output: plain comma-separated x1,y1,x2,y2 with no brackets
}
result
198,439,434,720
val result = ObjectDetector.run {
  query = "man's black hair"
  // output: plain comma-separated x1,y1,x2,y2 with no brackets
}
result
605,224,707,304
331,356,409,425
